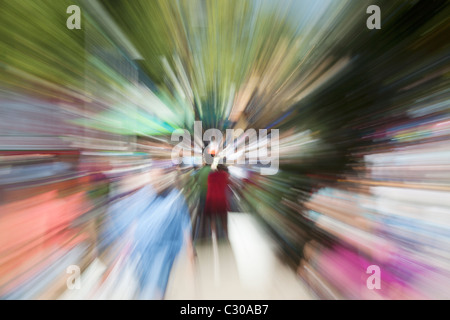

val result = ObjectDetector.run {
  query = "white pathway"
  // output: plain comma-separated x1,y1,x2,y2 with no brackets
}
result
165,213,314,300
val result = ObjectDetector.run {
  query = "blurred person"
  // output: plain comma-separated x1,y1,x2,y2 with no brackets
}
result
197,163,212,210
97,169,154,258
204,164,230,239
193,163,212,240
132,166,194,300
0,154,97,299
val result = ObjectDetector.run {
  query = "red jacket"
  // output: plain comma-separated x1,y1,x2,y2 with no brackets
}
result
204,170,229,216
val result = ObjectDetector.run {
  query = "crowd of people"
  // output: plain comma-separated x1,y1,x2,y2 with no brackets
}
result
97,160,232,299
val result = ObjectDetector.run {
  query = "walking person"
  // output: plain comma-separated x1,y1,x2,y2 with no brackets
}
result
133,167,194,299
204,164,230,239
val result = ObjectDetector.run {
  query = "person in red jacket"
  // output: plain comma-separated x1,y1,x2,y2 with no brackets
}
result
204,164,230,239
